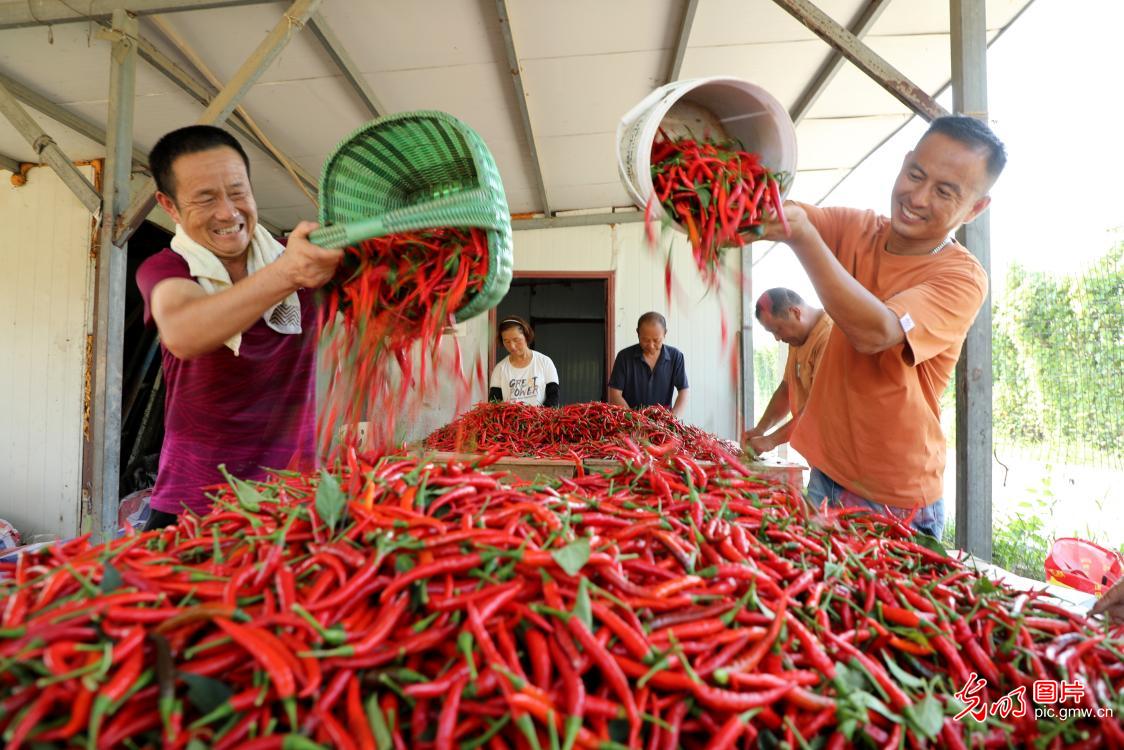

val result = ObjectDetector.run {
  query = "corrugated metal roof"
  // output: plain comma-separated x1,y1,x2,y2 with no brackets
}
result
0,0,1031,229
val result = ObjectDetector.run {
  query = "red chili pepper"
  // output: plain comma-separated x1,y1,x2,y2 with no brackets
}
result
214,618,296,699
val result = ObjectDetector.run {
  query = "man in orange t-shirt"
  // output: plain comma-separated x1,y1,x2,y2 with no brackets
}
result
760,116,1006,539
744,288,832,454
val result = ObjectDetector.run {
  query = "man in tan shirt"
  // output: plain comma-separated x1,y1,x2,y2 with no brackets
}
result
744,288,832,454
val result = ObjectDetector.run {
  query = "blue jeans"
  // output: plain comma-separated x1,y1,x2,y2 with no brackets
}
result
806,468,946,540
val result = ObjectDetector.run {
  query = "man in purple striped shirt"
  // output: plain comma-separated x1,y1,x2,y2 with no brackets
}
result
136,125,342,528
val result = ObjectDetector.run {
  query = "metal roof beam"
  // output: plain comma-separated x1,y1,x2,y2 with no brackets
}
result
769,0,948,121
788,0,892,125
812,0,1034,207
308,11,386,118
128,26,317,191
117,0,322,244
513,211,644,231
0,0,273,30
496,0,552,218
0,69,149,169
665,0,699,84
0,77,101,213
148,14,317,205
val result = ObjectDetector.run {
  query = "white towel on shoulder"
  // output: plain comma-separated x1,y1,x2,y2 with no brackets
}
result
169,223,301,356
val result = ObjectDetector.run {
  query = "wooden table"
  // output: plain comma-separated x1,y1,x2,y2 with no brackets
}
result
420,450,805,490
582,456,806,491
425,452,576,482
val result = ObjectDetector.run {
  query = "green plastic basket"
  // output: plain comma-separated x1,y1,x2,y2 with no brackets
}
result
310,110,513,321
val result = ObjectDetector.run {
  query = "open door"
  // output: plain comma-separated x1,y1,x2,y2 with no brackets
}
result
490,274,613,404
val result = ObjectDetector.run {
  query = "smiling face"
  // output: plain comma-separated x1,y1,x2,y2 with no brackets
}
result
889,132,993,253
155,146,257,265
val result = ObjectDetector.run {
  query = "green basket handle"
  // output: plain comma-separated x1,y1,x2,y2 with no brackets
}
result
308,189,509,249
308,217,387,249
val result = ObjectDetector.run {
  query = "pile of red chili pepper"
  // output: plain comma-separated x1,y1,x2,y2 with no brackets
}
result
423,401,740,462
2,447,1122,749
318,227,489,454
646,132,790,290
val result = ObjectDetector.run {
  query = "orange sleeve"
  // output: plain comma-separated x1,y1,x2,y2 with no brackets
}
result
884,259,988,366
796,202,845,255
795,203,863,263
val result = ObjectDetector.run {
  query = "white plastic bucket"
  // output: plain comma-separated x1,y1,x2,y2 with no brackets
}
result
616,77,797,230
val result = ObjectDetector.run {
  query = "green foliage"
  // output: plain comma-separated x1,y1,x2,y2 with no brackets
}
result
942,502,1052,582
752,341,783,422
942,472,1124,581
992,243,1124,463
992,505,1055,581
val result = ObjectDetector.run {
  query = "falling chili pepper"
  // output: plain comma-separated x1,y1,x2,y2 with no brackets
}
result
646,135,791,291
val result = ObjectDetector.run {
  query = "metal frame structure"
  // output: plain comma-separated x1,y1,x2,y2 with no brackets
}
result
0,78,102,213
0,0,272,29
148,14,316,205
0,70,150,169
124,22,318,193
770,0,949,121
496,0,552,219
116,0,322,245
86,0,323,533
3,0,996,551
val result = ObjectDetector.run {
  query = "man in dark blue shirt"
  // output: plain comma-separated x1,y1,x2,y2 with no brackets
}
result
608,312,690,417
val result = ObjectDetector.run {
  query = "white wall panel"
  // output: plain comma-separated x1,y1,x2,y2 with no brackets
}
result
0,166,94,541
401,223,741,443
613,224,740,440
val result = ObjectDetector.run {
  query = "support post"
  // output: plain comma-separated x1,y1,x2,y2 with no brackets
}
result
116,0,322,245
769,0,948,121
0,80,101,213
89,8,138,540
951,0,992,559
740,245,754,436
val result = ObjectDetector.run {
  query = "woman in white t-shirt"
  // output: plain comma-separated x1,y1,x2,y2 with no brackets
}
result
489,316,560,406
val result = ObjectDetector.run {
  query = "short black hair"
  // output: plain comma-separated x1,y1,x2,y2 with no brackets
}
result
637,311,667,331
923,116,1007,182
498,316,534,347
149,125,251,200
755,288,804,321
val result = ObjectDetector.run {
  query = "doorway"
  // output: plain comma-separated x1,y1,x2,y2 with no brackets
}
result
490,274,613,405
